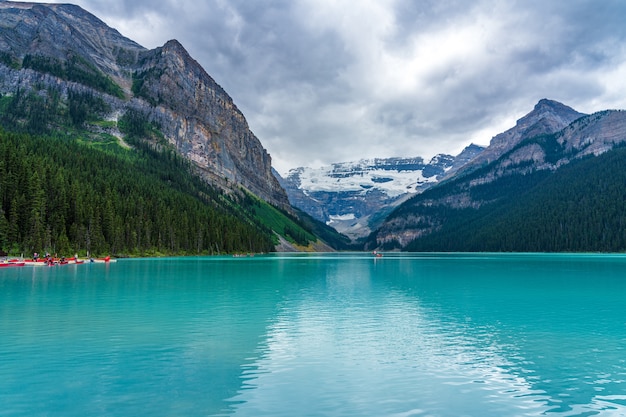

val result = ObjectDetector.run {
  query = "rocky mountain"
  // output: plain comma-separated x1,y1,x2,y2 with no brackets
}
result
371,99,626,251
276,144,484,240
452,99,585,176
0,1,290,211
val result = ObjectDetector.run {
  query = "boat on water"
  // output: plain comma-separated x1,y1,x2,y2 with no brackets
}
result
23,257,82,266
90,256,114,263
2,256,114,267
0,260,25,267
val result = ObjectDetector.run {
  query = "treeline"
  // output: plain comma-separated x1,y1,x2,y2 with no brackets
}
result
0,129,275,256
22,54,124,98
404,147,626,252
1,88,111,134
290,207,357,250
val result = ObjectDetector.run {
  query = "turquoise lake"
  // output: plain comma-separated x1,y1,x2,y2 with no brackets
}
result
1,253,626,416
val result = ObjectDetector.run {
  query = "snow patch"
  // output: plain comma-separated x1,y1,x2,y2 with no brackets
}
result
328,213,356,222
290,160,445,198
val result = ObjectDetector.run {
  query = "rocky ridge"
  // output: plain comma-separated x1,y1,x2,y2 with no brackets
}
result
0,2,290,210
452,99,585,177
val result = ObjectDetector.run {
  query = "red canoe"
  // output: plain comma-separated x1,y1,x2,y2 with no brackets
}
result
0,261,25,267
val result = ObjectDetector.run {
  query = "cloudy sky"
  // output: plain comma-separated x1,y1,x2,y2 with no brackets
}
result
47,0,626,174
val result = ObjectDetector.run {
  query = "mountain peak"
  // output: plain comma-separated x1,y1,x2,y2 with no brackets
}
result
532,98,575,118
535,98,567,109
458,99,586,173
162,39,187,54
519,98,584,128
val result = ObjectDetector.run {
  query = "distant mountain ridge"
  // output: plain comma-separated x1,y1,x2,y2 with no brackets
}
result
276,144,484,239
451,98,586,178
0,1,290,210
370,99,626,251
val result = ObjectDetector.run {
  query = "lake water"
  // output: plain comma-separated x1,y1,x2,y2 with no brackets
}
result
1,253,626,416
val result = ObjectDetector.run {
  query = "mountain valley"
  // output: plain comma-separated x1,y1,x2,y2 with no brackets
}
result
2,2,626,255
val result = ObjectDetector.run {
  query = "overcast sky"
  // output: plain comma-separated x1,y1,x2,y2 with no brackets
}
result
47,0,626,174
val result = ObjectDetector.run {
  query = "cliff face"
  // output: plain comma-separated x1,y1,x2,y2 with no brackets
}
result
0,2,290,211
133,40,290,209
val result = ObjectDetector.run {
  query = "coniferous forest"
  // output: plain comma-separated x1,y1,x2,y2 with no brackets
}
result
0,128,277,257
403,147,626,252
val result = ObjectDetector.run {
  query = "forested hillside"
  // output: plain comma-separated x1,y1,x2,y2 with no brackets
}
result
0,50,351,256
400,147,626,252
0,128,280,256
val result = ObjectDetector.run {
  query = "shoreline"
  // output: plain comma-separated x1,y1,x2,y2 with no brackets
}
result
1,256,114,267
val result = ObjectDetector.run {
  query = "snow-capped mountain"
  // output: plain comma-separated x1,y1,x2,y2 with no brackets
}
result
275,145,484,239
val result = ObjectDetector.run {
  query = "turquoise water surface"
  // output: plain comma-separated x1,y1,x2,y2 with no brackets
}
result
1,253,626,416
